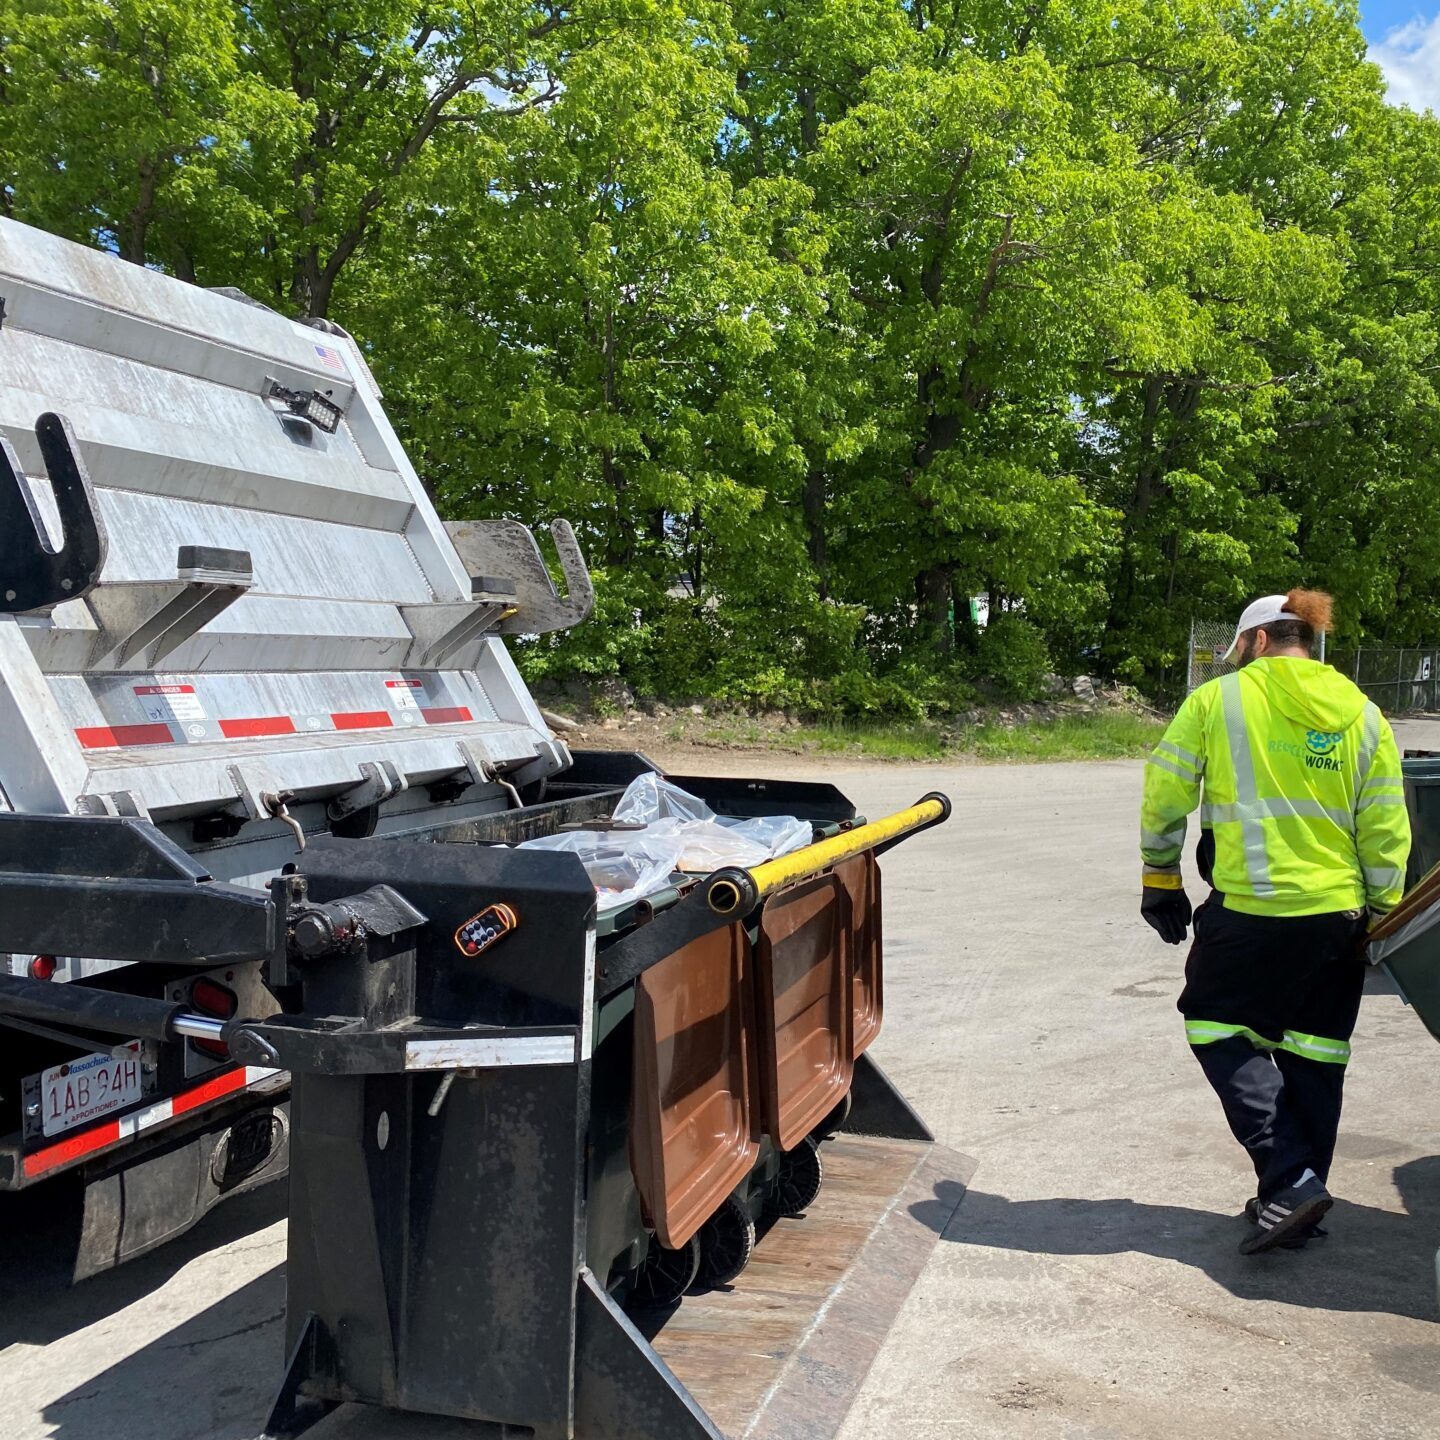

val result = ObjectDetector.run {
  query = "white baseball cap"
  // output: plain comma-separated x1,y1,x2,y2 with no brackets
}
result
1223,595,1301,663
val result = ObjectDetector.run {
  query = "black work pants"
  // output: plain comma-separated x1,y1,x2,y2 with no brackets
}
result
1179,899,1367,1202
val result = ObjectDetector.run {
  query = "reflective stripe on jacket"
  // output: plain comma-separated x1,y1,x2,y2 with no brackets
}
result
1141,658,1411,917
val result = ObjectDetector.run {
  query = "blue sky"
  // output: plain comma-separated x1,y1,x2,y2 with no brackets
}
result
1361,0,1426,30
1361,2,1440,112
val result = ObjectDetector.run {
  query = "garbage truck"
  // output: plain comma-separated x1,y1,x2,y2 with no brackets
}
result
0,217,968,1440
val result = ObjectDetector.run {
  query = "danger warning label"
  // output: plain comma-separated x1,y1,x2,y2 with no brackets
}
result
385,678,422,710
134,683,206,723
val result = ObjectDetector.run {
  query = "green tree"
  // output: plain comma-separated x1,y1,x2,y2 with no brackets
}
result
0,0,295,272
3,0,1438,709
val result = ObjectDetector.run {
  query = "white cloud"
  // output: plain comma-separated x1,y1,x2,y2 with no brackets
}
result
1372,14,1440,114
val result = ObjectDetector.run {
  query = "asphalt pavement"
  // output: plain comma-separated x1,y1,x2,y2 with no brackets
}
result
3,723,1440,1440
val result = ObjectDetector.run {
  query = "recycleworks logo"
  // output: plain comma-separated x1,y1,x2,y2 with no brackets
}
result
1305,730,1344,771
1268,731,1345,771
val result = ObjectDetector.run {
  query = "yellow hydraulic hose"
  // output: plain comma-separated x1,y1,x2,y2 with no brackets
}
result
706,794,949,916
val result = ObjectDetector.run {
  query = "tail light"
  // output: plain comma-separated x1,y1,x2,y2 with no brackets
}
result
189,977,237,1058
28,954,57,981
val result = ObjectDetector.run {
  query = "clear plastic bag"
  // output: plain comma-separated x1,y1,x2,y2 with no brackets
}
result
519,776,815,909
614,775,812,858
720,814,813,858
612,773,715,825
516,827,683,913
661,817,772,873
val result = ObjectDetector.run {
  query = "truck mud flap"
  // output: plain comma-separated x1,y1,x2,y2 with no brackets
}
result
75,1100,288,1280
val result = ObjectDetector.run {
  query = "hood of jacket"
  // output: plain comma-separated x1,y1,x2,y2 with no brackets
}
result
1241,657,1369,735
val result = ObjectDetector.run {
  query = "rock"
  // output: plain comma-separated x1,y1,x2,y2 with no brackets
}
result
589,678,636,713
1042,672,1067,696
540,707,582,734
689,704,705,716
1072,675,1097,700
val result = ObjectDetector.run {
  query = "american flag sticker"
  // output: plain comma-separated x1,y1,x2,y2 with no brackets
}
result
313,343,347,374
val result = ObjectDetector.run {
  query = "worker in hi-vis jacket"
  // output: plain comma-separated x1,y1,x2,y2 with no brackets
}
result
1140,590,1411,1253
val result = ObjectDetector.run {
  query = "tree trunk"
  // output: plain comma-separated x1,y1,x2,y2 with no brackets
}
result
803,469,828,599
918,564,955,654
602,450,634,566
1104,375,1166,640
120,159,158,265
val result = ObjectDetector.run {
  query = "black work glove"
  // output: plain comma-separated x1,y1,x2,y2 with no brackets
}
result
1141,871,1193,945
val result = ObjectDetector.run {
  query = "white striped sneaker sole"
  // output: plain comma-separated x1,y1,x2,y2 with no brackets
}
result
1240,1193,1333,1254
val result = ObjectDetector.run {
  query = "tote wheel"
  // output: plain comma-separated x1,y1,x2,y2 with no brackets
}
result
631,1234,701,1308
766,1136,824,1220
697,1195,756,1288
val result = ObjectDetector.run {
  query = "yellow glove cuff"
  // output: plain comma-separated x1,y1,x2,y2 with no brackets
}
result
1142,872,1184,891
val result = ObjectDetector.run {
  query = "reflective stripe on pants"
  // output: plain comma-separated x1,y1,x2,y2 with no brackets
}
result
1185,1018,1352,1066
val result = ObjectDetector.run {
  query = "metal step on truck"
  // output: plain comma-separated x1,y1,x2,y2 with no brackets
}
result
0,217,972,1440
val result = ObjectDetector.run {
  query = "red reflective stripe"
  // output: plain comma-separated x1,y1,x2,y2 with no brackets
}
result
421,706,472,725
23,1118,123,1177
75,723,174,749
219,716,296,738
20,1066,276,1179
331,710,393,731
170,1065,249,1116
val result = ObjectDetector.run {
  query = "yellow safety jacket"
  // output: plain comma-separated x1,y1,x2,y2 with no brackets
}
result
1141,658,1411,917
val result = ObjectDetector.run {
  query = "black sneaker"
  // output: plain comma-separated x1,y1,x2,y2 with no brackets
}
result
1243,1194,1328,1246
1240,1177,1333,1254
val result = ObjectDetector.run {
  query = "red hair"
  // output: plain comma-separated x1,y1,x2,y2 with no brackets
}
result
1285,589,1334,633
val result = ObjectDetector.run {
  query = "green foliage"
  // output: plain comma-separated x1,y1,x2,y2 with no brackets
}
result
5,0,1440,712
975,616,1053,702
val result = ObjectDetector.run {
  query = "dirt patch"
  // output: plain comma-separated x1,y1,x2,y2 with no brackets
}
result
542,708,911,773
538,692,1165,773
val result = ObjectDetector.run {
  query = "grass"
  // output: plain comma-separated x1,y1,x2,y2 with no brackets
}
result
781,720,948,761
694,707,1167,764
958,710,1168,762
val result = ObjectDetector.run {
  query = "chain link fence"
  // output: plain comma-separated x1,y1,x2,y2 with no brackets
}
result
1186,619,1239,692
1329,647,1440,714
1188,622,1440,713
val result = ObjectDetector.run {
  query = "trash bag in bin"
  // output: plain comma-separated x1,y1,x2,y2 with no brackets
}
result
611,775,812,858
517,827,684,913
523,775,815,911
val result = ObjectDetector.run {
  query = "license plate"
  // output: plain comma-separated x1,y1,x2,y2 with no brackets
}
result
40,1046,144,1138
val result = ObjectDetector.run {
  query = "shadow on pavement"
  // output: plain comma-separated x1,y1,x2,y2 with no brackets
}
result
39,1267,284,1440
0,1179,286,1349
913,1155,1440,1324
34,1259,510,1440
